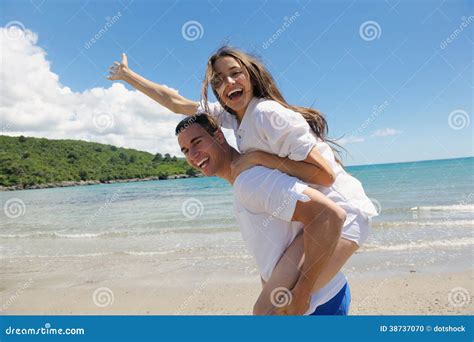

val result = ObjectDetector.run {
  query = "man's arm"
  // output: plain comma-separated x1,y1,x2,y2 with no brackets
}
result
107,53,198,115
253,187,346,315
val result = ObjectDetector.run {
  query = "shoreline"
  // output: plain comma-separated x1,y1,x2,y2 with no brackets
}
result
0,173,205,192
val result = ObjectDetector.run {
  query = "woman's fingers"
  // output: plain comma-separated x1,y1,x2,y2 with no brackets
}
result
121,53,128,67
106,55,127,81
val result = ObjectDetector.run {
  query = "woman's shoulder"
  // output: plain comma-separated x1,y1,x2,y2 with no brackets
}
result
254,98,286,111
252,98,295,119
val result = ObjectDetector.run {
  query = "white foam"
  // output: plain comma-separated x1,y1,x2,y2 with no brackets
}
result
363,237,474,252
410,204,474,212
374,220,474,228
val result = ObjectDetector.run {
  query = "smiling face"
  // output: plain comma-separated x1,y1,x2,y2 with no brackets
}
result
178,123,227,177
211,56,253,119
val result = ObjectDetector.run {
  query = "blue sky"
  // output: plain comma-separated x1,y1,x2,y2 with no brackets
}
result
1,0,472,165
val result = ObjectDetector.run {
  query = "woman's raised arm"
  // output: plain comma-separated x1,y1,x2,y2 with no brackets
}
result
107,53,199,116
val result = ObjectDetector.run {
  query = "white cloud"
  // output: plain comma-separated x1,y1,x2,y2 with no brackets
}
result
372,128,402,137
338,136,365,145
0,25,188,156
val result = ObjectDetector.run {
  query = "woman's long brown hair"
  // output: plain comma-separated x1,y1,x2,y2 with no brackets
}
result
201,46,343,162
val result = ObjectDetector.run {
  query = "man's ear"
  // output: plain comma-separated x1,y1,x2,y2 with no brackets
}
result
215,129,225,143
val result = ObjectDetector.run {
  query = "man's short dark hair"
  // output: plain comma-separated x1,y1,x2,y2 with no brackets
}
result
175,113,219,136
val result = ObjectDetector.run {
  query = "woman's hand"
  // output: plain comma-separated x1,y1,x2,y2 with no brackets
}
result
107,53,129,81
271,288,310,316
230,151,262,179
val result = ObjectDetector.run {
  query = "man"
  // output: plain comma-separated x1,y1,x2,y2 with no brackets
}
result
176,114,350,315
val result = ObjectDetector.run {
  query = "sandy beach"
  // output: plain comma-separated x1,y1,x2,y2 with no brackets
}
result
1,255,472,315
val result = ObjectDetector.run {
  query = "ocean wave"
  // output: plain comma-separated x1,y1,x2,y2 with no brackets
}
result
374,220,473,228
362,237,474,252
0,227,239,239
0,231,129,239
0,251,252,260
410,204,474,212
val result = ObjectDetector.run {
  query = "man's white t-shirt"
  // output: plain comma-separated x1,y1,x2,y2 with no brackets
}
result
233,165,347,315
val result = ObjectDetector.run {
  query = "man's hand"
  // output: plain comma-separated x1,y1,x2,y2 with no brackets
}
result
107,53,129,81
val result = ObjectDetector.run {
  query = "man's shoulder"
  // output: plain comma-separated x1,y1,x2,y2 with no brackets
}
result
234,166,307,203
234,166,272,196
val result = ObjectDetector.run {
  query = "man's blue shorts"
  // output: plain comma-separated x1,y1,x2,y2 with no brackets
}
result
310,283,351,315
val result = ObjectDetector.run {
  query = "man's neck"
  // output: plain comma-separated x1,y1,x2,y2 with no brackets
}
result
215,148,240,185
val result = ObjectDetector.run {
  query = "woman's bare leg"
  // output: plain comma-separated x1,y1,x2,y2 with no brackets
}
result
253,233,304,315
253,235,358,315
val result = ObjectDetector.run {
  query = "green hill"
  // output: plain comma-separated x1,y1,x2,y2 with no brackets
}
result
0,135,200,189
